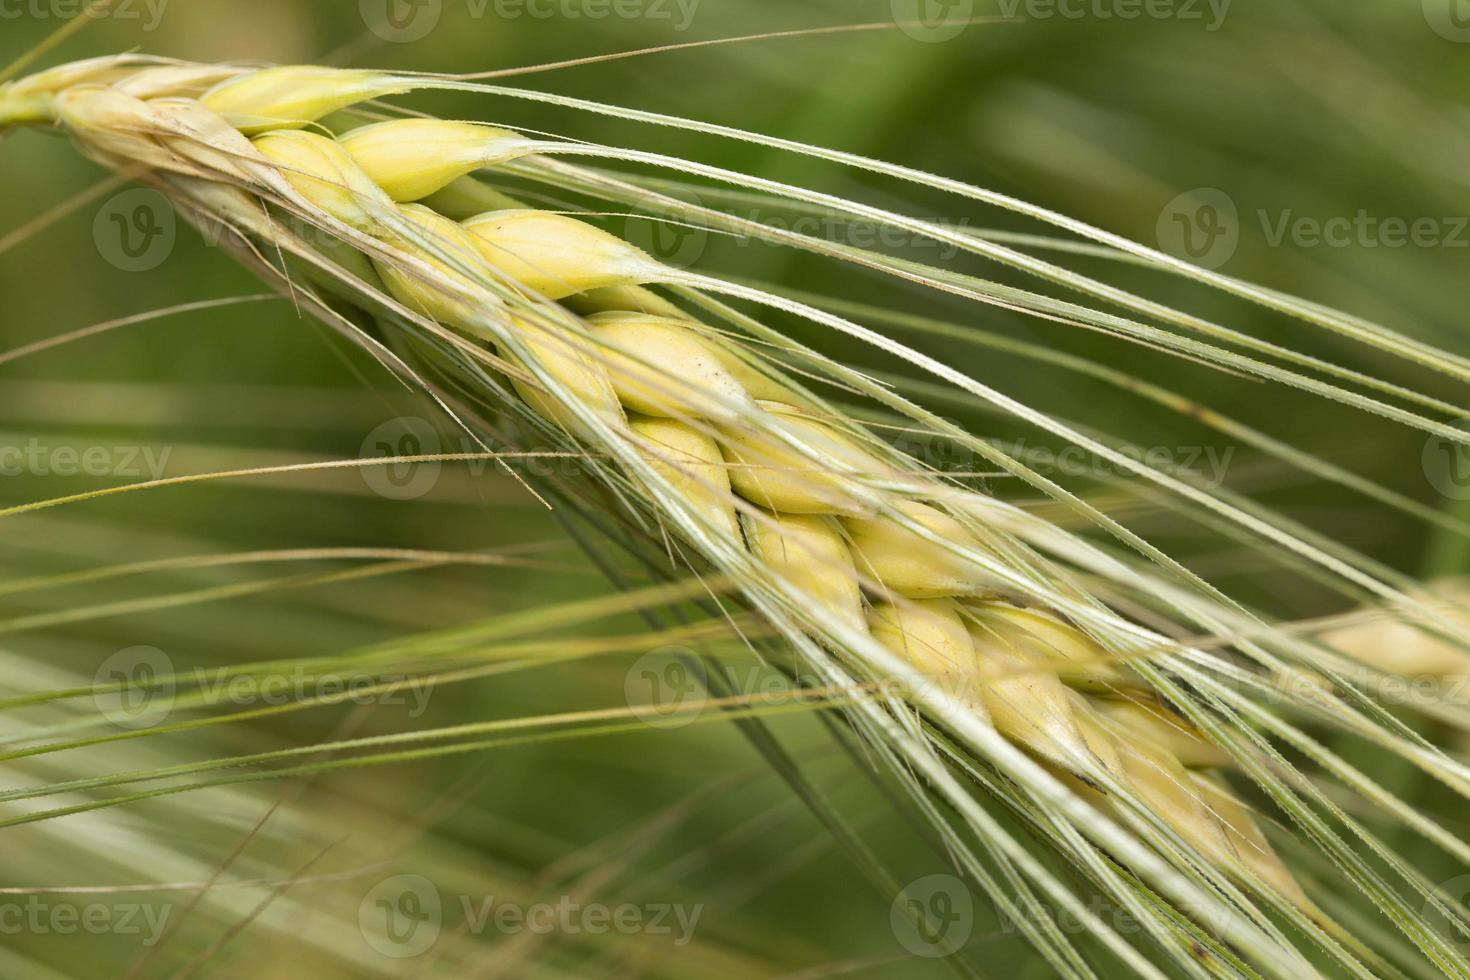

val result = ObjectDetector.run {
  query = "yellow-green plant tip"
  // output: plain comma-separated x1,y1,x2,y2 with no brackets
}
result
1321,579,1470,678
1192,773,1318,914
630,416,740,543
745,512,864,636
252,129,396,232
463,210,659,300
967,621,1096,772
970,603,1139,692
868,598,984,711
565,285,691,321
201,66,410,135
720,406,886,517
847,501,1003,599
1096,700,1233,770
587,312,754,424
339,119,536,203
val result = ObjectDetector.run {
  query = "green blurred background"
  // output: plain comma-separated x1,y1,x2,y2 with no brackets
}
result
1,1,1468,976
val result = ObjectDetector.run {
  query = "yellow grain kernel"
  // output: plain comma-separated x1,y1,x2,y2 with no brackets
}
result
868,599,983,710
375,204,500,329
339,120,534,202
463,210,658,300
847,501,1003,598
745,512,864,635
202,67,409,134
970,602,1138,692
1094,700,1233,770
721,406,886,517
967,621,1095,771
587,312,754,424
565,285,691,321
630,416,739,543
253,130,394,232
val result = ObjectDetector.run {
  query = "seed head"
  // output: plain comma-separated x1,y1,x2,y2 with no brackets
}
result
848,501,1003,598
588,312,754,424
253,129,396,232
630,417,739,542
462,210,658,300
721,406,887,517
970,602,1138,692
746,512,864,635
868,598,985,711
202,66,410,134
339,119,536,203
